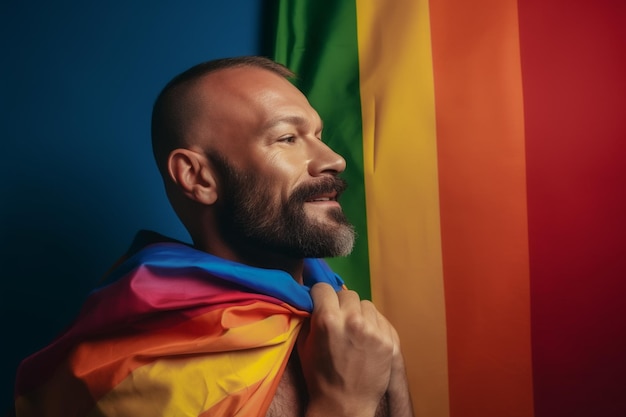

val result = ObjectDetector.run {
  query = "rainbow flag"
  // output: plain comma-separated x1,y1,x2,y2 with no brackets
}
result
14,232,345,416
269,0,626,416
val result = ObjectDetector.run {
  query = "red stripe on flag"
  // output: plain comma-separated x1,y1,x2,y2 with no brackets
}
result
518,1,626,416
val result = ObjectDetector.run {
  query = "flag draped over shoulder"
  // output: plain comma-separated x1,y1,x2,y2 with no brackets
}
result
269,1,626,416
14,232,345,417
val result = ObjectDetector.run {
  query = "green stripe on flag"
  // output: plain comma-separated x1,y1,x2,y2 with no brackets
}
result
269,0,371,298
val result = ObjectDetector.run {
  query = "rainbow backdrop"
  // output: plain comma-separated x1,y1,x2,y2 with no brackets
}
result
269,0,626,416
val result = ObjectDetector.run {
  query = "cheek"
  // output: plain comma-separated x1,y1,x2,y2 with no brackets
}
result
244,166,290,206
263,152,309,197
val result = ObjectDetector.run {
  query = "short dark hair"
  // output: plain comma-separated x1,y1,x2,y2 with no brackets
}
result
151,56,295,177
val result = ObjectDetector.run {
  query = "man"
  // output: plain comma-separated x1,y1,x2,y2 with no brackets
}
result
14,57,413,417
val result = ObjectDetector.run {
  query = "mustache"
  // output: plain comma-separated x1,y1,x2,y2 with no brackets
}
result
289,176,348,204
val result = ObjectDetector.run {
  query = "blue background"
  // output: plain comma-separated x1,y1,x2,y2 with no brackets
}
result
1,1,268,412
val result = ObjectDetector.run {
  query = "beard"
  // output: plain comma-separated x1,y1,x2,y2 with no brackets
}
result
208,152,355,259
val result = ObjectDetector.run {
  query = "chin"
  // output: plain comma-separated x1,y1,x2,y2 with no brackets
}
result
331,226,356,257
312,222,356,258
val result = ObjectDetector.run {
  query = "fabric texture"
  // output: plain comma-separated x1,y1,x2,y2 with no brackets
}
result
14,231,344,417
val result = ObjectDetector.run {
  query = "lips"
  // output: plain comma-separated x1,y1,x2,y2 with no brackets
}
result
291,177,348,205
306,191,338,202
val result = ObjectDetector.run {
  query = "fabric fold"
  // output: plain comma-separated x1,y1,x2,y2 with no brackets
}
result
15,231,344,417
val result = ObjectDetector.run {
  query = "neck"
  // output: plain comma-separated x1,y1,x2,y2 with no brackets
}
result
194,238,306,284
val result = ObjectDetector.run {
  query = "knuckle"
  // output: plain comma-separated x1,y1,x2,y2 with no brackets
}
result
344,313,367,334
337,289,360,302
381,335,395,353
313,310,340,332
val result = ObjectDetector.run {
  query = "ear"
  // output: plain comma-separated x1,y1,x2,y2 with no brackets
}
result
167,149,218,205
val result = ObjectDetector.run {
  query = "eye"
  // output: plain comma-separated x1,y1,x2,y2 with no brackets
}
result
278,135,296,143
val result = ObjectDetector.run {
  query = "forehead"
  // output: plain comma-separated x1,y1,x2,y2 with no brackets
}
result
198,67,322,131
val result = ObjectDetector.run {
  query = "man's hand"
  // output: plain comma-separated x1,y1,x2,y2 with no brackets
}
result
297,283,398,417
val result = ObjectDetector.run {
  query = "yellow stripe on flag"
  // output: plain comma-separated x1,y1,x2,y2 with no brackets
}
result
355,1,449,416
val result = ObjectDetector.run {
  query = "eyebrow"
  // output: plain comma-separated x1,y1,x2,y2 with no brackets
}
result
262,115,324,132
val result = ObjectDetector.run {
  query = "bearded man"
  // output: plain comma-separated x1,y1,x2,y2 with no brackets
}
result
14,57,414,417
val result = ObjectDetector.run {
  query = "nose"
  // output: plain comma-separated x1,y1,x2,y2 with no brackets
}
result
308,139,347,176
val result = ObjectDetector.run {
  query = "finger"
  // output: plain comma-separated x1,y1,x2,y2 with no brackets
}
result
359,299,381,326
310,282,339,314
373,309,400,354
360,301,394,346
336,289,362,314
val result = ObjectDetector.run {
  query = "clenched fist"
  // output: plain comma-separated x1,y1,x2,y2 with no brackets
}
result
297,283,408,417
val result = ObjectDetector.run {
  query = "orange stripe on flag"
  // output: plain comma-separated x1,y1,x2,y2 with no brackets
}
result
429,0,534,416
